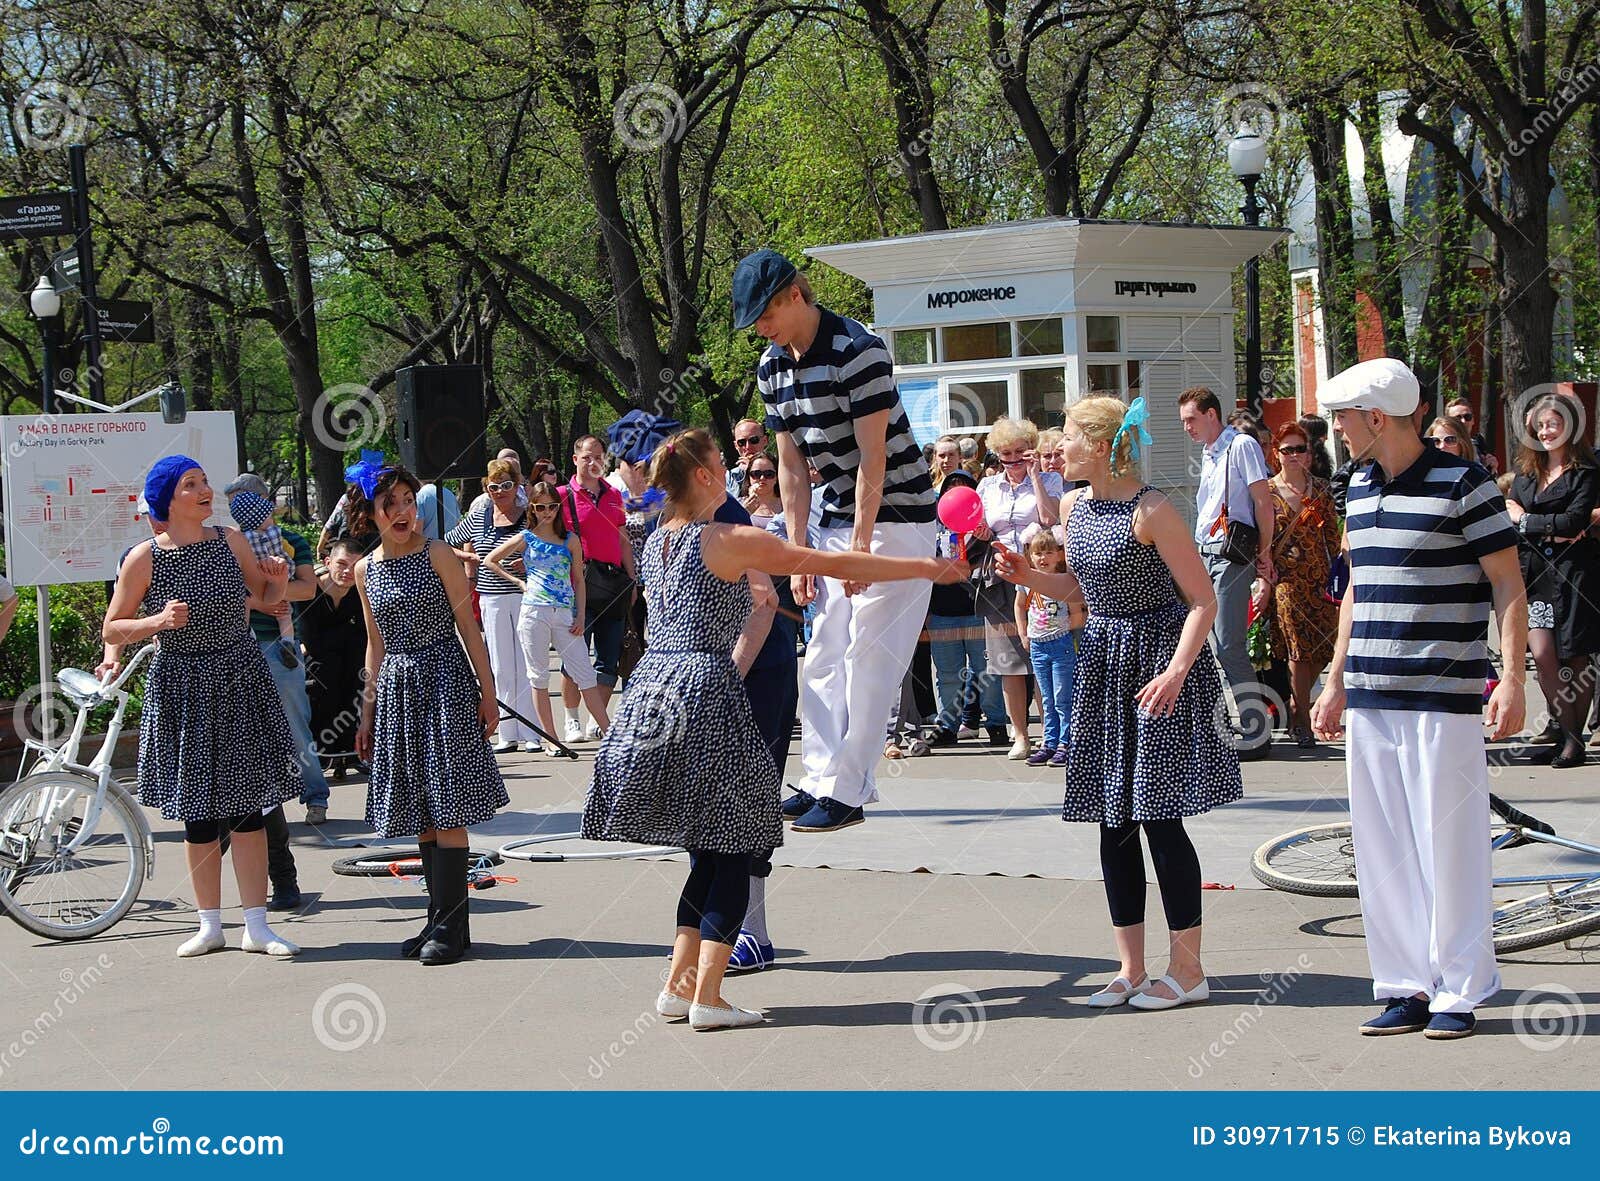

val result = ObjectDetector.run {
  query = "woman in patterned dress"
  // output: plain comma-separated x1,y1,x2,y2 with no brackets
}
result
103,456,302,958
1262,424,1341,747
582,428,966,1030
350,461,508,966
1000,397,1241,1012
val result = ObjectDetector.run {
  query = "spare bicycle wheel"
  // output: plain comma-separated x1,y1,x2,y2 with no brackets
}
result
1250,823,1359,897
332,848,504,877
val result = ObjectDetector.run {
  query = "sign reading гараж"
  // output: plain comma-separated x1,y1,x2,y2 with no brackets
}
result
1114,280,1199,298
926,285,1017,309
0,192,73,239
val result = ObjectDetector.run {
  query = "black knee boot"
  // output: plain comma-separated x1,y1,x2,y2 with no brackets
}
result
419,845,469,966
400,842,436,959
264,806,300,910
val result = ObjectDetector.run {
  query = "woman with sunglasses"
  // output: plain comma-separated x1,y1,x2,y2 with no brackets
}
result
740,457,783,530
974,416,1063,759
1263,424,1341,747
1425,415,1475,459
446,458,536,751
485,481,611,755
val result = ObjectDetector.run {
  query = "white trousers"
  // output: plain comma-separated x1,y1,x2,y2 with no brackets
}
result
1347,708,1500,1013
518,602,598,691
481,593,534,744
799,521,935,807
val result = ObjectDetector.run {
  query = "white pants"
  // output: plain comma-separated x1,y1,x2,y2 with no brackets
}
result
481,593,534,744
1347,708,1500,1012
518,602,598,691
799,521,935,807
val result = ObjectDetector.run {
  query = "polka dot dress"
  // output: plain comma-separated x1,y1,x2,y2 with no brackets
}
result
1063,490,1242,825
582,522,782,854
136,529,302,821
364,544,508,838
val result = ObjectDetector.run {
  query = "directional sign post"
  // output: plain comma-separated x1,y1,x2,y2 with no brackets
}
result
0,192,73,239
48,247,79,292
95,299,155,344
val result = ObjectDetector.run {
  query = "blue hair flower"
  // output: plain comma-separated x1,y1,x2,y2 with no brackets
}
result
1112,396,1153,461
344,449,390,500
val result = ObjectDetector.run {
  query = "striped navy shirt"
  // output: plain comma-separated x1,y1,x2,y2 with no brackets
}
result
1345,445,1517,714
445,502,523,596
758,307,936,529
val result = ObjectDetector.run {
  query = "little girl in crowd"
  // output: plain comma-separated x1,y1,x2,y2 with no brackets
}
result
484,480,611,755
1014,530,1084,767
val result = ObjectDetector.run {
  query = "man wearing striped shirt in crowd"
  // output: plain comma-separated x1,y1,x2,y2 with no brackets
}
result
734,248,938,833
1312,358,1526,1042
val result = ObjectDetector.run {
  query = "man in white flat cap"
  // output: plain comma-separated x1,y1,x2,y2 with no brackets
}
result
1311,357,1526,1041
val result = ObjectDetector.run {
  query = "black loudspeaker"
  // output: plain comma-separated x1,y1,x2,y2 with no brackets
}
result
395,364,488,480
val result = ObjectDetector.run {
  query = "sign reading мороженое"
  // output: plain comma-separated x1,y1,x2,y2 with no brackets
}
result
925,285,1017,310
1114,280,1199,298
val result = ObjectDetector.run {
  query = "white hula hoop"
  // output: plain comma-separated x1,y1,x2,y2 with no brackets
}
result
498,833,686,863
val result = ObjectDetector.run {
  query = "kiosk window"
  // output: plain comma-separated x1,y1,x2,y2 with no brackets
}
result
1086,363,1123,395
1018,318,1064,357
1021,368,1067,426
1085,316,1121,353
947,379,1009,429
894,328,934,366
942,321,1012,362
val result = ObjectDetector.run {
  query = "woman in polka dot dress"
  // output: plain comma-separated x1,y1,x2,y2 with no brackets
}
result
102,456,303,958
583,428,967,1030
1001,396,1240,1013
350,461,508,966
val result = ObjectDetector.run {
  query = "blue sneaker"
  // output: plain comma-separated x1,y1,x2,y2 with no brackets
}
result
726,930,775,974
1424,1011,1476,1040
781,788,816,822
1359,996,1431,1036
791,797,865,833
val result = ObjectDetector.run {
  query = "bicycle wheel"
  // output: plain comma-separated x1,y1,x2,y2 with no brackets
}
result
1250,824,1359,897
331,849,504,877
0,773,148,940
1493,880,1600,953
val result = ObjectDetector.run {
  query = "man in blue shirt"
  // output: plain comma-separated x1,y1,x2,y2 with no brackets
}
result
1313,359,1526,1041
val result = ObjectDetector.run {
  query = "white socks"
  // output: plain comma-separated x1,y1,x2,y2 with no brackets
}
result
177,909,225,958
241,906,300,957
743,876,770,945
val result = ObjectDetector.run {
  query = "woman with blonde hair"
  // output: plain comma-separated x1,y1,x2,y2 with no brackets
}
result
1506,394,1599,767
584,429,966,1028
446,457,536,751
974,415,1062,758
1001,397,1240,1010
1425,414,1476,460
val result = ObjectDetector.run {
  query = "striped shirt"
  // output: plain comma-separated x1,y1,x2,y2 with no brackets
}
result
445,502,524,596
758,306,936,529
1344,445,1517,714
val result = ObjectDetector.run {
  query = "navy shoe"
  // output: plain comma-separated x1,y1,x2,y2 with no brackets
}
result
780,787,816,822
726,930,776,974
269,883,302,912
1424,1011,1476,1040
1359,996,1431,1036
791,797,865,833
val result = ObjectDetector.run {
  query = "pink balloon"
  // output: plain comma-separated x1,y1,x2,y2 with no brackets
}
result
937,485,986,533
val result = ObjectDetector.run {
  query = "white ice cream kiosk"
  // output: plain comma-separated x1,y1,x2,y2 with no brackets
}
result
807,218,1287,519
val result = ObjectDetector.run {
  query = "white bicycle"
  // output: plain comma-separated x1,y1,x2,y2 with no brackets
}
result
0,646,156,940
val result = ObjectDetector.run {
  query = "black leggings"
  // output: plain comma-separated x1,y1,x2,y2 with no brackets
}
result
676,850,753,945
1099,819,1202,931
183,812,266,844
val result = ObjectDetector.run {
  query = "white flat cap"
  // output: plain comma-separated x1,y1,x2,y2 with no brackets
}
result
1318,358,1420,416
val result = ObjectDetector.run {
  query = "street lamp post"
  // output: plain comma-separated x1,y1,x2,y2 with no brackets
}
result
28,275,63,741
1229,123,1268,418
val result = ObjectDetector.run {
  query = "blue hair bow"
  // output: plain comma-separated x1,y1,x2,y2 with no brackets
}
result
1113,396,1153,461
344,449,389,500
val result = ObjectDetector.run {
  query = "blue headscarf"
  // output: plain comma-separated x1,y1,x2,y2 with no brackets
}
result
143,455,202,523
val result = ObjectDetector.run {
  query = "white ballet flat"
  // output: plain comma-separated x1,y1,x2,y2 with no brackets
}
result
241,932,301,957
1127,973,1210,1010
689,1002,765,1030
176,931,226,958
656,991,691,1019
1086,975,1149,1008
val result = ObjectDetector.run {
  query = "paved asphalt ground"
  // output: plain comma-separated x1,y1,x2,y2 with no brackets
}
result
1,728,1596,1091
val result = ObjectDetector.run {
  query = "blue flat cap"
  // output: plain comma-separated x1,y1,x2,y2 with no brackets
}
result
731,248,798,330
